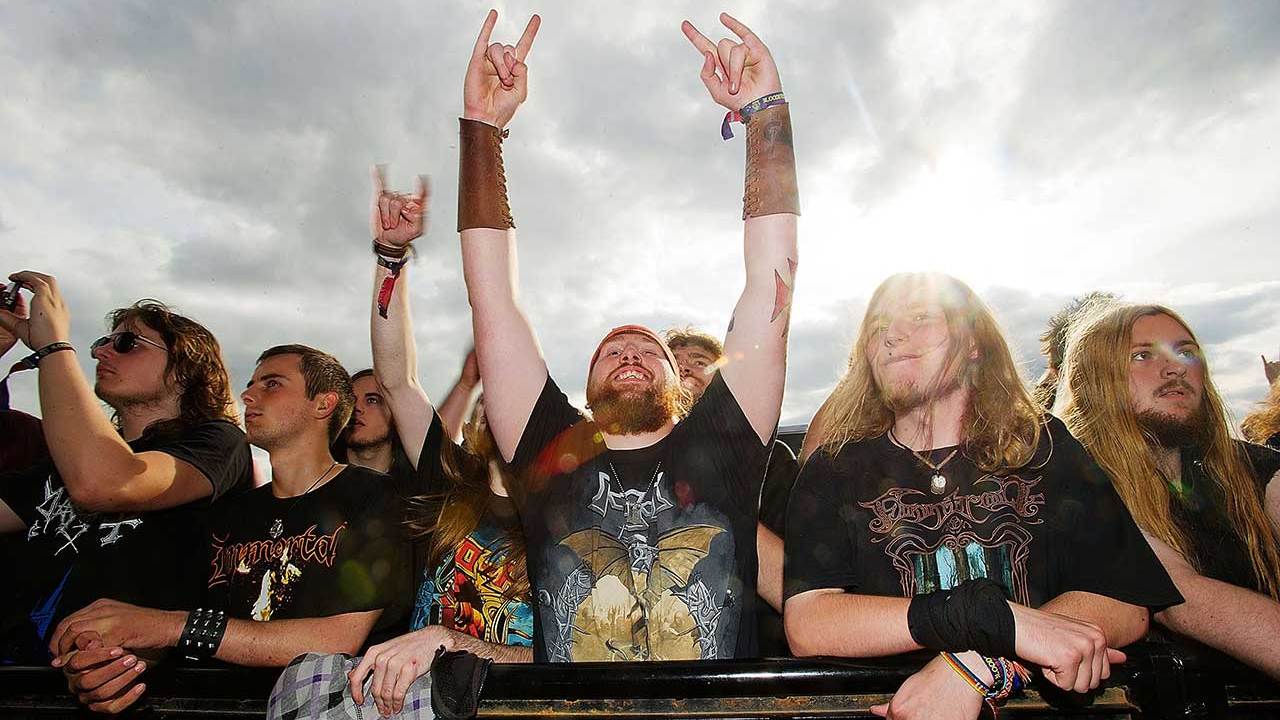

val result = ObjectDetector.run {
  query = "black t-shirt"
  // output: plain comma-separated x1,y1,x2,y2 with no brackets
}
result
204,465,412,647
512,372,769,662
0,420,251,662
785,417,1182,612
1170,440,1280,593
759,440,799,538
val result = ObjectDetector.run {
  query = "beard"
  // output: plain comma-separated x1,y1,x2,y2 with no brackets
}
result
588,382,682,435
1137,403,1211,449
95,382,170,415
880,372,963,415
345,425,391,450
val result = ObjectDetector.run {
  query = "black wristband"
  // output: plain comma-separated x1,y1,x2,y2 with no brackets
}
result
179,608,228,662
907,578,1016,659
376,253,408,276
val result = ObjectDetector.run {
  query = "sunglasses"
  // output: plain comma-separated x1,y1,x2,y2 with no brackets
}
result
90,331,168,358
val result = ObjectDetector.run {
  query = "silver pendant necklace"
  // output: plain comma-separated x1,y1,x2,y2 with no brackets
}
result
270,461,340,539
888,429,960,495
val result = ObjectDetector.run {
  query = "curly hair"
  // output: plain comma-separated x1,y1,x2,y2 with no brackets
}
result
107,300,238,437
664,327,724,361
1242,381,1280,448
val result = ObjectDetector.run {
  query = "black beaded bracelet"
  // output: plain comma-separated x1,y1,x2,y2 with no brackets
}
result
179,608,228,662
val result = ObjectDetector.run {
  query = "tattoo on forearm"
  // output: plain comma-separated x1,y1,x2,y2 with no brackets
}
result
770,258,798,327
727,314,736,334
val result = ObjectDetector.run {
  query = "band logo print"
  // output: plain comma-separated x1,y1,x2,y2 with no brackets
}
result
860,473,1045,604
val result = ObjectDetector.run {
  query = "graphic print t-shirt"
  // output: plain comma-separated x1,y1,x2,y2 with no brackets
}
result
1170,441,1280,593
0,420,251,661
204,466,412,646
785,417,1182,611
512,372,769,662
407,414,533,647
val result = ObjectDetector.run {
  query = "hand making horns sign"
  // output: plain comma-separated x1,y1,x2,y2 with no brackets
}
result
371,165,429,249
463,9,541,129
681,13,783,112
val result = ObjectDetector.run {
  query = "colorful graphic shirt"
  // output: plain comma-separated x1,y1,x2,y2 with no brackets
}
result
512,372,769,662
0,420,251,662
411,516,533,647
405,413,533,646
204,466,412,647
785,417,1182,611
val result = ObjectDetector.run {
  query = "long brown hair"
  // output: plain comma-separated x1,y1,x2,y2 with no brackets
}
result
1058,303,1280,599
1242,381,1280,446
406,402,529,600
108,300,238,436
813,273,1042,472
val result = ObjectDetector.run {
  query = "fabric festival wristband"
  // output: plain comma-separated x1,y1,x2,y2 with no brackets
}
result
375,254,409,319
721,91,786,140
7,341,74,375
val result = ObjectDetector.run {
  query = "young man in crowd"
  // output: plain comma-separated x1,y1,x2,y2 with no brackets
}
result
785,273,1182,720
50,345,411,712
0,275,251,667
1058,303,1280,679
269,168,533,719
666,326,795,655
1031,291,1115,411
456,10,798,661
337,354,479,481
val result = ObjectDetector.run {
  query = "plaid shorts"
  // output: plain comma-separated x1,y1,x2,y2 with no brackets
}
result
267,652,435,720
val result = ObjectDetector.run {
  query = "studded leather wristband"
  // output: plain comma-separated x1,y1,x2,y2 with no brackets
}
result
179,608,228,662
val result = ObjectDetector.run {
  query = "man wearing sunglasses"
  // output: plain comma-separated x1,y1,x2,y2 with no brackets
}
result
0,271,252,679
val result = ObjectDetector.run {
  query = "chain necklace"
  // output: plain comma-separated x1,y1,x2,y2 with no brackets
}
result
269,460,340,539
888,429,960,495
603,460,668,536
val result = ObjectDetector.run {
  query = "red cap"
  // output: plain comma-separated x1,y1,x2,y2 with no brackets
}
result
588,324,680,379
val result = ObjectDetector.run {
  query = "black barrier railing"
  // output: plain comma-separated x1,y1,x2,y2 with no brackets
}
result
2,642,1278,719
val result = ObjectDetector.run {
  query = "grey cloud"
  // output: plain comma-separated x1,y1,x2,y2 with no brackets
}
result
1003,1,1280,176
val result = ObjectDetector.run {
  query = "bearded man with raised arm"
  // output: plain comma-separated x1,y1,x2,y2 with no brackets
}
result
456,9,798,662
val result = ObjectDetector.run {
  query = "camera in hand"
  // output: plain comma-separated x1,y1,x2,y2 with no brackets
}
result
0,281,21,312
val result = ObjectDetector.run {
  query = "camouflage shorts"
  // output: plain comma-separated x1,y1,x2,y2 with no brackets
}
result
267,652,435,720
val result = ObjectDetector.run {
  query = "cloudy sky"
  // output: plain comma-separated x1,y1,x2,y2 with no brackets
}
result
3,0,1278,433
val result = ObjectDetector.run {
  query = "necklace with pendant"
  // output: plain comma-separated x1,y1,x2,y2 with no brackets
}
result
889,429,961,495
605,460,668,536
270,461,340,539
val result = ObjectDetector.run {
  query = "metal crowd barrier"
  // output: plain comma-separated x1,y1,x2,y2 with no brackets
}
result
2,642,1278,719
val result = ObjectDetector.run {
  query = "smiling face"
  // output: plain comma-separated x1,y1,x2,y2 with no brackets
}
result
586,332,682,435
1127,313,1207,446
93,320,176,412
346,374,393,449
865,284,966,413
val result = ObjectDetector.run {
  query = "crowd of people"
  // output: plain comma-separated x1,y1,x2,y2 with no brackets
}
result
1,10,1279,720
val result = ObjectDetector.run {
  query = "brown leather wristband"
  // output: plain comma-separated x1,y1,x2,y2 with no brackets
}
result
457,118,515,232
743,103,800,219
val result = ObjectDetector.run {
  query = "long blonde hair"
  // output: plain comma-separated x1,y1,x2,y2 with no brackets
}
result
1058,303,1280,599
1242,381,1280,446
814,273,1042,472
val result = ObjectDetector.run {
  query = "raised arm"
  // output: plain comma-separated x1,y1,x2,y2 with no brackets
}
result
682,14,799,444
458,10,546,461
1145,531,1280,679
0,272,214,512
368,168,435,466
437,349,481,442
